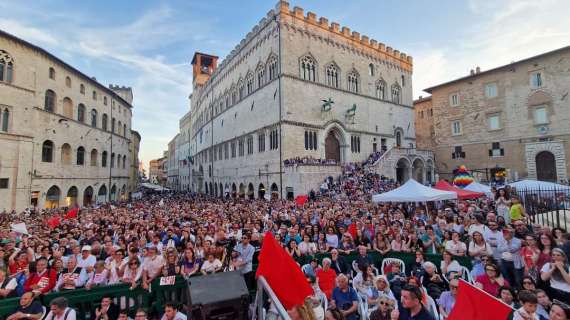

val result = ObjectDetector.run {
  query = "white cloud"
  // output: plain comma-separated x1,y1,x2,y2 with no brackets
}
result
0,19,59,46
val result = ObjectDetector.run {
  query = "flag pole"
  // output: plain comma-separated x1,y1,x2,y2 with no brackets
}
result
458,279,515,310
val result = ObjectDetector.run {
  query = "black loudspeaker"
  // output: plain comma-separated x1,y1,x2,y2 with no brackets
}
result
189,271,250,320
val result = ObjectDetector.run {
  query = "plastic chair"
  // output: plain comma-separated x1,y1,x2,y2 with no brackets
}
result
426,295,441,320
352,280,369,320
380,258,406,275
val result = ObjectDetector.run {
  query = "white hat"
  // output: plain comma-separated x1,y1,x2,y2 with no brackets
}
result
81,245,92,252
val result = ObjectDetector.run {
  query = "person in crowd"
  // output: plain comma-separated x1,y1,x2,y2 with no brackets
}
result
0,268,18,299
437,278,458,320
354,246,373,270
331,274,359,320
106,249,127,285
387,262,406,300
538,233,555,272
421,261,447,299
409,251,427,277
445,231,466,257
94,295,119,320
163,249,181,277
325,228,339,250
7,292,44,320
498,286,519,309
475,262,509,296
316,258,336,300
367,275,396,305
330,249,349,275
77,246,97,275
550,300,570,320
535,289,551,320
122,257,143,289
373,233,391,255
200,253,222,275
179,248,200,278
134,309,149,320
421,226,441,255
369,296,395,320
299,234,317,256
56,256,87,291
24,257,57,295
353,263,375,297
44,297,77,320
499,226,524,288
468,231,493,263
141,246,164,290
390,284,434,320
440,250,462,279
233,233,255,290
495,189,511,225
510,197,528,223
86,260,109,289
161,302,186,320
390,233,408,253
287,240,302,259
512,290,539,320
483,220,504,261
540,248,570,301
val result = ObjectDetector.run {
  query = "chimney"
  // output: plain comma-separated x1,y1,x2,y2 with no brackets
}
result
475,66,481,74
470,69,475,75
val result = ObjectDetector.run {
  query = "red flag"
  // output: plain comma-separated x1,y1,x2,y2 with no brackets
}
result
448,280,513,320
64,208,79,220
256,232,313,310
295,195,308,206
47,216,60,229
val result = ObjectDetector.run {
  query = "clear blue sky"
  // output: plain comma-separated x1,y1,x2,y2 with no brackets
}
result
1,0,569,168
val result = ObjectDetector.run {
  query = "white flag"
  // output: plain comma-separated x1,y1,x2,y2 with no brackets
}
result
11,222,29,235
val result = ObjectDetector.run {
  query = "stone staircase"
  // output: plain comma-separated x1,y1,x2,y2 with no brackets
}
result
368,147,435,182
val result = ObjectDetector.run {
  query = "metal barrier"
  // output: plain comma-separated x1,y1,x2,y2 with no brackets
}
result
516,187,570,230
253,276,291,320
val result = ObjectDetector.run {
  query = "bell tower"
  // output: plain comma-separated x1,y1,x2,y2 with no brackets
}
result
191,52,218,89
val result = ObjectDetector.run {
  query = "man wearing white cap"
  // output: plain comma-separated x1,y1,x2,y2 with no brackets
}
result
77,245,96,275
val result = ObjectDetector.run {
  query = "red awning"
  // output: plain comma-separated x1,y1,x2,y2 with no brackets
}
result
434,180,484,200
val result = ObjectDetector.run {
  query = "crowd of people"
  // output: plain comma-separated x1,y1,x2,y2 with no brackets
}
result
1,153,570,320
284,157,339,166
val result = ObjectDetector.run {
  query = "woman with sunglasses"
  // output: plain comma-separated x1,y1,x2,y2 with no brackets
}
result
475,262,509,296
540,248,570,302
437,278,459,320
121,257,142,290
369,296,394,320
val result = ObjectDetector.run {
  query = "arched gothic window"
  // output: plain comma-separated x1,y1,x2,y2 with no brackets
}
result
376,80,386,100
0,50,15,83
369,63,375,76
1,108,9,132
391,84,401,104
42,140,54,163
256,63,265,88
267,55,278,81
246,72,254,94
102,151,108,167
347,70,359,93
325,63,339,88
49,67,56,80
102,114,108,131
44,90,56,112
300,55,316,81
76,146,85,165
91,109,98,128
77,104,86,122
238,79,245,100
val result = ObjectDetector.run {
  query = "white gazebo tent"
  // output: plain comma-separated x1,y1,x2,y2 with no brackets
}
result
372,179,458,203
464,181,493,197
509,180,570,191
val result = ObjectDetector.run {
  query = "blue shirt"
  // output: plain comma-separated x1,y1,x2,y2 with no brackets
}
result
332,286,358,320
233,243,254,274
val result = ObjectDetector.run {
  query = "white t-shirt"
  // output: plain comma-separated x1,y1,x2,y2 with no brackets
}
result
540,263,570,293
142,255,165,279
201,259,222,273
445,241,466,255
45,307,77,320
76,254,96,269
160,311,187,320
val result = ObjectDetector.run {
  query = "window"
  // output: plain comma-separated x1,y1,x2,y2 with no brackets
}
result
224,143,229,159
530,72,543,88
1,108,9,132
231,141,236,158
347,70,359,93
92,91,97,100
485,83,497,98
103,97,107,105
123,124,127,137
238,80,245,100
258,132,265,152
80,84,85,94
112,118,116,133
270,129,279,150
534,106,548,124
401,75,406,87
123,155,126,169
376,80,386,100
256,64,265,88
44,90,56,112
267,55,278,81
368,63,374,76
77,104,85,122
488,114,501,130
247,135,254,155
102,151,108,167
246,73,254,94
351,136,361,153
452,146,465,159
0,50,15,84
49,67,55,80
65,76,71,88
451,120,462,135
77,146,85,165
300,55,316,81
450,93,460,106
90,149,98,166
102,114,108,131
326,63,339,88
391,84,401,104
304,131,317,150
91,109,98,128
0,178,8,189
111,153,115,168
420,111,424,119
238,139,244,157
42,140,54,162
428,109,433,117
489,142,505,157
218,145,222,160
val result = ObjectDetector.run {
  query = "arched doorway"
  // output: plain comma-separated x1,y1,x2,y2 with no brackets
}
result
248,183,254,199
231,183,237,198
110,185,117,201
45,185,61,209
325,131,341,162
98,185,107,203
396,158,411,184
536,151,557,182
121,185,127,201
66,186,78,207
258,183,266,199
239,183,246,198
412,159,425,184
83,186,93,207
270,183,279,199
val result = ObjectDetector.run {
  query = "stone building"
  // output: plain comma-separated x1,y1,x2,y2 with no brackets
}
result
423,46,570,183
0,30,135,211
178,110,192,191
149,156,166,186
413,96,435,150
129,130,141,192
184,1,432,198
167,134,179,190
